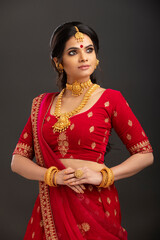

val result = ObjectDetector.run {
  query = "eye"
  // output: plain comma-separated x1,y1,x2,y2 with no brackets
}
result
68,50,77,56
86,47,94,53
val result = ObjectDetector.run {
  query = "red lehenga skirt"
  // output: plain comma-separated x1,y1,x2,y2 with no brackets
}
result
24,93,127,240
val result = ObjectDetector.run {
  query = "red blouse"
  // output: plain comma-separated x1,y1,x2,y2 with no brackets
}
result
13,89,153,162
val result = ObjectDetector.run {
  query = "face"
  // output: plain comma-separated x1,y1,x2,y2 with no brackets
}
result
57,34,97,81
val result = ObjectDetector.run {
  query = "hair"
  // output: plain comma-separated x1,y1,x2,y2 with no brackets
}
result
50,21,99,90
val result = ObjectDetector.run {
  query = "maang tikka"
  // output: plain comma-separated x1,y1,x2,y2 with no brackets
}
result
74,26,84,42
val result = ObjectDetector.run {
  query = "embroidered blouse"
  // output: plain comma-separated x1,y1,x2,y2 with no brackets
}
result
13,89,153,163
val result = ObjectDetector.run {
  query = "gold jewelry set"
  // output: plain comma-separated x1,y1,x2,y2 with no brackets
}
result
97,167,114,188
44,166,59,187
66,79,92,96
55,26,99,73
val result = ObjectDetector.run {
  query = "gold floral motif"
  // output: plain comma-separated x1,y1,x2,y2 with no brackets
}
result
31,217,33,224
128,120,132,127
129,139,153,155
105,118,109,123
82,223,90,232
104,101,110,107
32,232,35,239
87,111,93,118
114,209,117,216
105,211,110,217
23,132,28,139
96,153,102,162
57,131,69,157
126,133,132,140
31,93,58,240
78,139,81,145
47,116,51,122
103,137,106,143
89,126,94,133
13,143,33,159
142,131,145,137
107,197,111,204
91,142,96,149
98,197,102,203
70,123,75,130
40,220,43,227
113,111,117,117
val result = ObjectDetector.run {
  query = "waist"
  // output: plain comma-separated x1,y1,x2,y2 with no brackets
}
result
60,158,106,171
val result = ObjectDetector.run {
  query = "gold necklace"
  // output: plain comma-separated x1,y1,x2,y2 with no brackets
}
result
66,79,92,96
52,84,100,132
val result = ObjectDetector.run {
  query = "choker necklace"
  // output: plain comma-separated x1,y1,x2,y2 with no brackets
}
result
66,79,92,96
52,84,100,132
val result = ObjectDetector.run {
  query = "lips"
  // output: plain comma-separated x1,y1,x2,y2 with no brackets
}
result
78,65,90,70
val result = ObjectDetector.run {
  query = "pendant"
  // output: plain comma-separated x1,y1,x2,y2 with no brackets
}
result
72,81,83,96
52,115,71,132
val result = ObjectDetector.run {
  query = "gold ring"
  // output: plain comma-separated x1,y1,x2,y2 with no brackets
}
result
75,169,83,178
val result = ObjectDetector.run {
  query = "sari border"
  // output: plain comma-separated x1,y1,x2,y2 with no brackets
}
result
31,93,58,240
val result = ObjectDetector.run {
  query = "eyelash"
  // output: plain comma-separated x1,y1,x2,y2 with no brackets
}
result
68,47,94,56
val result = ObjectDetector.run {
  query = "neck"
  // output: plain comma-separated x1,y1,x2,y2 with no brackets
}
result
66,76,90,85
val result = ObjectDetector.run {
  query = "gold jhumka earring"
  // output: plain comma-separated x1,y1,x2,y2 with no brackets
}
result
55,62,64,73
95,59,99,69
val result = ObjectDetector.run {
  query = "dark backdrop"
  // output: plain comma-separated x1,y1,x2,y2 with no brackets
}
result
1,0,160,239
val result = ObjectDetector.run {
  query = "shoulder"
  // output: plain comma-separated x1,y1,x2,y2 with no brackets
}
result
32,92,59,102
100,88,124,101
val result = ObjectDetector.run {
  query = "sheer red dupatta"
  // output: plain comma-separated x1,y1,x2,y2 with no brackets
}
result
31,93,127,240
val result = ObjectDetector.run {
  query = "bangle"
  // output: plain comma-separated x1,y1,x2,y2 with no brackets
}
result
97,167,114,188
44,166,59,187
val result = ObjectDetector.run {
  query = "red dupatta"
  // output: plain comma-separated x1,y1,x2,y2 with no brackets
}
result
30,93,127,240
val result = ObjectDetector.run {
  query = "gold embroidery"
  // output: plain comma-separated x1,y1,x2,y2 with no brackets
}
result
82,223,90,232
31,93,58,240
105,118,109,123
105,211,110,217
32,232,35,239
47,116,51,122
128,120,132,127
129,139,153,155
40,220,43,227
31,217,33,224
113,111,117,117
91,142,96,149
142,131,145,137
115,196,118,202
105,130,108,135
89,126,94,133
103,137,106,143
104,101,109,107
107,197,111,204
96,153,102,162
87,111,93,118
23,132,28,139
126,133,132,140
88,185,93,191
13,143,33,159
98,197,102,203
37,206,40,213
114,209,117,216
126,101,129,106
57,131,69,157
78,139,81,145
70,123,75,130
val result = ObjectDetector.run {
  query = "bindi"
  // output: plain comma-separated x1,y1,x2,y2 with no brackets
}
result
80,45,83,48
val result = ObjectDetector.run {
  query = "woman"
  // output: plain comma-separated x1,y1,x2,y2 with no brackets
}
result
11,21,154,240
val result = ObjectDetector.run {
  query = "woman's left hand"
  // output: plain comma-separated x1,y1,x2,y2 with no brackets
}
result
63,167,102,186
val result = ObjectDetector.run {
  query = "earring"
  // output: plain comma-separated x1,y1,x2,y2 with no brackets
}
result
56,62,64,73
95,59,99,69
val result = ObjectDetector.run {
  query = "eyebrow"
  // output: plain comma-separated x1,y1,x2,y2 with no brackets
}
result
66,44,94,52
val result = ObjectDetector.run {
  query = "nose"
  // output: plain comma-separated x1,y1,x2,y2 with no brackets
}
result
79,50,88,62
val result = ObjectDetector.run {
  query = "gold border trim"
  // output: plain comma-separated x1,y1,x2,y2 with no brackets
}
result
13,142,33,159
129,139,153,155
31,94,58,240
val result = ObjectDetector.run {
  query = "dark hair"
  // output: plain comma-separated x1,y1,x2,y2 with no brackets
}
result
50,21,99,90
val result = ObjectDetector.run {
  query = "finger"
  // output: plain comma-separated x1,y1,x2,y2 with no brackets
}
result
68,185,81,193
80,184,86,190
63,173,75,181
74,185,84,194
69,178,86,186
64,167,75,174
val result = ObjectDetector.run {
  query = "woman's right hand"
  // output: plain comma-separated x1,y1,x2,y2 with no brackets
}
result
56,167,86,194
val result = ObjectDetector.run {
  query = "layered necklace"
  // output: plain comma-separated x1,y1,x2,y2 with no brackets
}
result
52,83,100,132
66,79,92,96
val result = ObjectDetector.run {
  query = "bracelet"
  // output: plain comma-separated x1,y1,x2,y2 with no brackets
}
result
44,166,59,187
97,167,114,188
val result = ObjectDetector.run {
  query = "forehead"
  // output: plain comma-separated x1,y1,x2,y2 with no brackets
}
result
64,34,93,49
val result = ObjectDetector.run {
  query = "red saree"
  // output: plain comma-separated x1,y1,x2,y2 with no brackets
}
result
23,93,128,240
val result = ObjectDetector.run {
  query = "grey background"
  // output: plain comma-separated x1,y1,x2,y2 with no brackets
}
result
1,0,160,239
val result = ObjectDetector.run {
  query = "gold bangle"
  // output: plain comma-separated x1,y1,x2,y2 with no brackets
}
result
44,167,58,186
97,167,114,188
53,170,59,187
